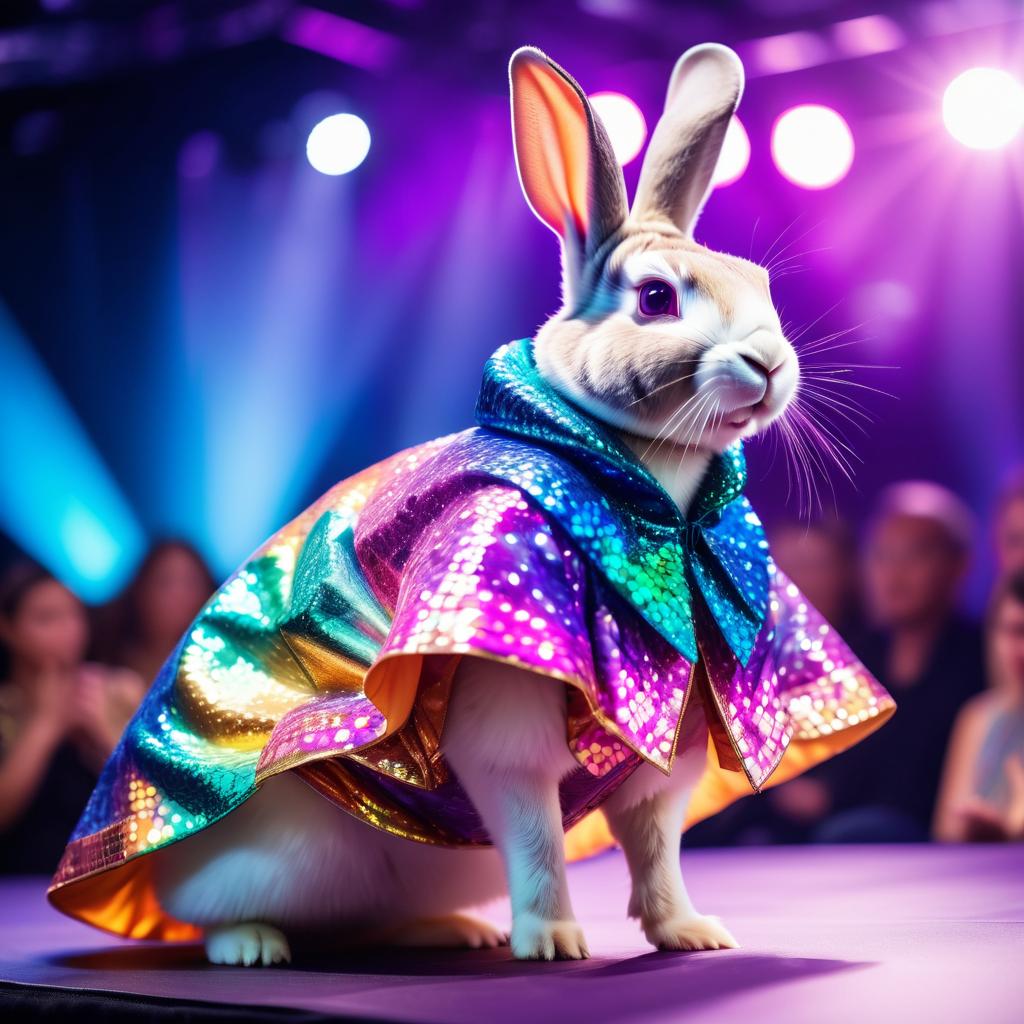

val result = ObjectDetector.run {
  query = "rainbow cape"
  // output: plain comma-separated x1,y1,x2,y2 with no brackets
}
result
48,338,895,940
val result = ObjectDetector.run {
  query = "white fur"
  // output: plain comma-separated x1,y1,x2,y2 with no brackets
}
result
152,764,508,935
620,438,711,515
622,252,678,289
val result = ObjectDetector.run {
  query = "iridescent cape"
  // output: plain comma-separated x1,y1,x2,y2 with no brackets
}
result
48,338,895,941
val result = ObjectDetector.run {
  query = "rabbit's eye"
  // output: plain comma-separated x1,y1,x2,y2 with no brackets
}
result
637,279,679,319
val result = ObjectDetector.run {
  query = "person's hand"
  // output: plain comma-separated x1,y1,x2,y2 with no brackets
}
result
954,764,1024,843
68,666,119,760
1003,753,1024,839
955,799,1011,842
26,658,77,741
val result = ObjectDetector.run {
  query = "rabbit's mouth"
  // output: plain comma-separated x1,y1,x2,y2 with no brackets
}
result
725,408,754,429
700,406,758,445
695,342,798,433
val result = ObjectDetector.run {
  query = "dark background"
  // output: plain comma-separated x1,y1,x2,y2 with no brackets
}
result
1,0,1022,609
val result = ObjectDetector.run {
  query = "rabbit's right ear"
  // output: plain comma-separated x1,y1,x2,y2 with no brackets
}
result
509,47,628,303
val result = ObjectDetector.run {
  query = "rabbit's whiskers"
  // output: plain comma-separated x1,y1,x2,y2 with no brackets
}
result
743,307,897,521
624,368,700,409
674,395,720,498
641,377,723,465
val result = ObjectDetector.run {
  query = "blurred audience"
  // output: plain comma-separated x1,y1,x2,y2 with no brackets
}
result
0,560,146,874
94,538,215,683
933,568,1024,842
994,471,1024,577
804,481,985,842
769,517,864,635
688,515,866,846
749,518,866,843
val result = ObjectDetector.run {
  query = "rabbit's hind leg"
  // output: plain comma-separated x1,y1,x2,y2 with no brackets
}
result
154,766,510,965
153,769,380,967
204,922,292,966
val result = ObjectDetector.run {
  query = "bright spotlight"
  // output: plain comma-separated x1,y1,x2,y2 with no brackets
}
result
589,91,647,166
942,68,1024,150
306,113,371,175
771,104,854,189
712,116,750,188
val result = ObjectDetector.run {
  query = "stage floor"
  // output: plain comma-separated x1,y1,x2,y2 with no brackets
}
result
1,844,1022,1023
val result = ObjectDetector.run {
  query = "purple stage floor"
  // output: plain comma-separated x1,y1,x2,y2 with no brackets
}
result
2,844,1022,1023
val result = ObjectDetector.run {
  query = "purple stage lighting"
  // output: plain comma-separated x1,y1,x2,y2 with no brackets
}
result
306,113,371,176
712,116,750,188
942,68,1024,150
771,104,854,189
589,91,647,165
832,14,905,58
282,6,400,71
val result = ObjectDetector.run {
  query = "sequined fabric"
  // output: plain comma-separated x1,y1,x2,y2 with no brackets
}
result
47,337,895,941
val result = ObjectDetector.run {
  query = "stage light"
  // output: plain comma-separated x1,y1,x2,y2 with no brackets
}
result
282,6,400,71
712,116,750,188
751,30,829,76
771,104,854,189
306,113,371,175
942,68,1024,150
832,14,904,58
589,91,647,165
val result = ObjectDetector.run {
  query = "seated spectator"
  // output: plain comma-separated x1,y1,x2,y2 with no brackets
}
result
0,560,145,874
933,568,1024,842
687,516,866,847
769,516,864,636
994,471,1024,577
802,481,985,842
94,538,215,684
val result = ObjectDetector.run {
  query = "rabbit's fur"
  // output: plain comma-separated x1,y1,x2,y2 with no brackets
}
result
153,43,799,963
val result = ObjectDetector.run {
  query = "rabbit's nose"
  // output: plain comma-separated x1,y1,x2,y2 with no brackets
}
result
733,349,770,390
739,352,770,379
712,351,769,410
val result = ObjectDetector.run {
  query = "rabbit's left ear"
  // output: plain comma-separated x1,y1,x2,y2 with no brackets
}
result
629,43,744,237
509,47,628,301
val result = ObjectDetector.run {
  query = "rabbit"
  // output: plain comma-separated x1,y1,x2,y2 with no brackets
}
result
152,41,799,965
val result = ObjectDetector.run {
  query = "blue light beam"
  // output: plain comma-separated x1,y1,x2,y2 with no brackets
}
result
0,301,146,601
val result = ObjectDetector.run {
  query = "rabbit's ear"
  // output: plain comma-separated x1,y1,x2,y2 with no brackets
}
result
629,43,743,236
509,47,628,299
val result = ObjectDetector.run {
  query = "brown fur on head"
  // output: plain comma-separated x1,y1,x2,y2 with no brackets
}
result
508,44,798,471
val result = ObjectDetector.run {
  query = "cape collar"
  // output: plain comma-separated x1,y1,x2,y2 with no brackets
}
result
473,338,771,667
475,337,746,527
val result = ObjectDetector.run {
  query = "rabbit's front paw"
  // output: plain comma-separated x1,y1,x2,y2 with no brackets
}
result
644,913,739,952
205,922,292,966
511,914,590,960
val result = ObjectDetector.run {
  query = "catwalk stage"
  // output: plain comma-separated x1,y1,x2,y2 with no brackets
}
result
1,844,1021,1023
